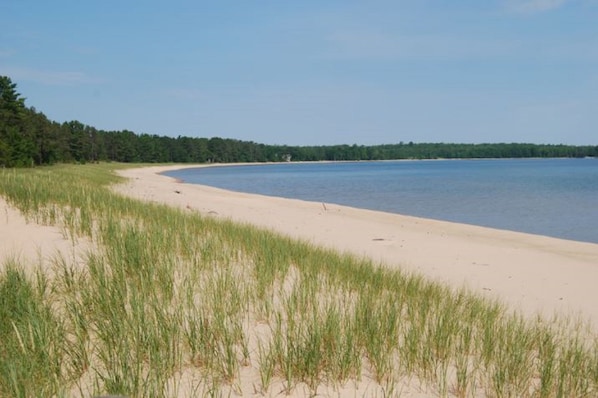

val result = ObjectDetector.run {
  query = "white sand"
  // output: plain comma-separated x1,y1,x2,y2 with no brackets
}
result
0,197,90,275
114,164,598,325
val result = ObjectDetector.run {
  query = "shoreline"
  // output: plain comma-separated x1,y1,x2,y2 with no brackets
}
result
161,159,598,245
114,164,598,326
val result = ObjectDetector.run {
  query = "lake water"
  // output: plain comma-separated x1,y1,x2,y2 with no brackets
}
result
164,158,598,244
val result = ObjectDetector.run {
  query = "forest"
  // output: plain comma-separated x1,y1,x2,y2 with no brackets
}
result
1,75,597,167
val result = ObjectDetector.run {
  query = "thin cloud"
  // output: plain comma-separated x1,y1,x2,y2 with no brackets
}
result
0,66,97,86
325,30,515,61
504,0,570,13
326,26,597,63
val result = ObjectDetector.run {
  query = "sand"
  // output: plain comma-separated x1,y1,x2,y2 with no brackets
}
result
0,197,90,275
113,164,598,326
3,163,598,396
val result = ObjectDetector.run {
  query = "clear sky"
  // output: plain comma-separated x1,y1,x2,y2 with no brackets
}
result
1,1,597,146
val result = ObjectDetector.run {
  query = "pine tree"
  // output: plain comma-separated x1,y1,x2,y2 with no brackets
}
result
0,76,35,166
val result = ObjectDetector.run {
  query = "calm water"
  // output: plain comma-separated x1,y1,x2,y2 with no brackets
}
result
165,159,598,244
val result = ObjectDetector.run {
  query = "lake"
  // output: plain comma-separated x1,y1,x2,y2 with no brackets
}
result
164,158,598,244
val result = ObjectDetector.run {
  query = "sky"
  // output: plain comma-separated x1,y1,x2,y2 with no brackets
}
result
1,0,597,146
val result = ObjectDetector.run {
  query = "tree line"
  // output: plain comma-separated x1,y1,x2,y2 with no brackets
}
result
1,75,597,167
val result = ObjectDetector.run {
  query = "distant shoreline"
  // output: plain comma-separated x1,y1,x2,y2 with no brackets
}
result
158,156,597,174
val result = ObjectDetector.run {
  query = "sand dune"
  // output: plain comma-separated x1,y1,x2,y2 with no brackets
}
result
3,164,596,322
3,164,598,396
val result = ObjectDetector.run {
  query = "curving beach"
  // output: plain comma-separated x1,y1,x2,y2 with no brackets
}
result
115,164,598,326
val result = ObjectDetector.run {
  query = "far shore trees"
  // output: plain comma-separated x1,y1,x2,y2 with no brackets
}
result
1,75,597,168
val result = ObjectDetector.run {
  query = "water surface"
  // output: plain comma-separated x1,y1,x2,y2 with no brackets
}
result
165,159,598,243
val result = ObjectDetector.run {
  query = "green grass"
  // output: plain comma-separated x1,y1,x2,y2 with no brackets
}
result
1,163,597,397
0,260,67,397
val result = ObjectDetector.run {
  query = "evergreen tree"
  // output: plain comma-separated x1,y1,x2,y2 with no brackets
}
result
0,76,33,166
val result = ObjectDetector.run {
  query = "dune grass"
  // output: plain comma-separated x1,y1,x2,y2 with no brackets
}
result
1,163,597,397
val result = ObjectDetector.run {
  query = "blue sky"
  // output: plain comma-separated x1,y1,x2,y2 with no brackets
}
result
1,0,597,145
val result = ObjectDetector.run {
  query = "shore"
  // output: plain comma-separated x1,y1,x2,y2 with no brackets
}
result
2,163,598,395
2,163,597,323
114,164,598,326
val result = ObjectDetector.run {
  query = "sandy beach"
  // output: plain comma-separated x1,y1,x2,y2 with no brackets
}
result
2,163,597,322
3,163,598,396
112,164,598,326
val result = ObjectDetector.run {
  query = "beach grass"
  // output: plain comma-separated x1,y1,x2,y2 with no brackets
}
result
1,163,597,397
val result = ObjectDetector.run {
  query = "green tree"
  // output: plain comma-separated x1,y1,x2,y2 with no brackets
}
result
0,76,33,166
25,108,58,165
